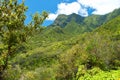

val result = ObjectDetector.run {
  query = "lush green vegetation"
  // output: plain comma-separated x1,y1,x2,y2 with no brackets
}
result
0,0,48,79
0,1,120,80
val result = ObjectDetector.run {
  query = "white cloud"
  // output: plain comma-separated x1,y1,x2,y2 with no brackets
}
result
47,13,58,21
57,2,80,15
77,0,120,14
47,2,88,20
47,0,120,21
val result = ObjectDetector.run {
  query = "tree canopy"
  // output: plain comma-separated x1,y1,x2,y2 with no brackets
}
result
0,0,48,79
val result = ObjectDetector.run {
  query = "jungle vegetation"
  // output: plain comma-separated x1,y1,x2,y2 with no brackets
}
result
0,0,120,80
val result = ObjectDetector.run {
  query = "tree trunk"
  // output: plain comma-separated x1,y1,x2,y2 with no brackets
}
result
0,45,11,80
0,71,4,80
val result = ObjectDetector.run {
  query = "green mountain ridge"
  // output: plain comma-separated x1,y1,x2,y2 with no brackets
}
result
37,8,120,42
45,8,120,37
49,13,84,28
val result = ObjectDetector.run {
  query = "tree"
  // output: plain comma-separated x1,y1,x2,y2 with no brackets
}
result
0,0,48,79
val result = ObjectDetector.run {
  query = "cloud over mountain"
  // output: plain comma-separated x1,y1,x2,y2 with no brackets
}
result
47,0,120,21
47,2,88,20
78,0,120,14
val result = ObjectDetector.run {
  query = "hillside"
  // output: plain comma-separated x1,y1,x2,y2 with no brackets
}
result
32,8,120,43
55,8,120,26
32,8,119,45
2,8,120,80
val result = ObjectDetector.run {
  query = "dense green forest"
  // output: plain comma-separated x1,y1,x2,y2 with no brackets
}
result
0,0,120,80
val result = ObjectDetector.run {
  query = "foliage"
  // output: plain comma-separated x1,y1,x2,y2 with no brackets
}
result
0,2,120,80
76,67,120,80
0,0,48,79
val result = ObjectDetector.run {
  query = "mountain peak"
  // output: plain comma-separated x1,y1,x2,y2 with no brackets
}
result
48,8,120,30
49,13,84,28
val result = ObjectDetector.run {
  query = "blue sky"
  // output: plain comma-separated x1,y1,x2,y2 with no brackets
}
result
24,0,77,26
24,0,120,26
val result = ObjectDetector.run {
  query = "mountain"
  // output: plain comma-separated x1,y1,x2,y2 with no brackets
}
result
48,8,120,34
36,8,120,43
49,13,84,28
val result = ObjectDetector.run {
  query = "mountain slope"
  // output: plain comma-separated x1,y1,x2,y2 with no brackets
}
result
50,8,120,27
30,8,120,46
48,8,120,34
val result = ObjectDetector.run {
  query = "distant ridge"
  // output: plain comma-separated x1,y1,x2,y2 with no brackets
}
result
49,8,120,29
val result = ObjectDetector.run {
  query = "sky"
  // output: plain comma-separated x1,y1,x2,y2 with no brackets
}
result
24,0,120,26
